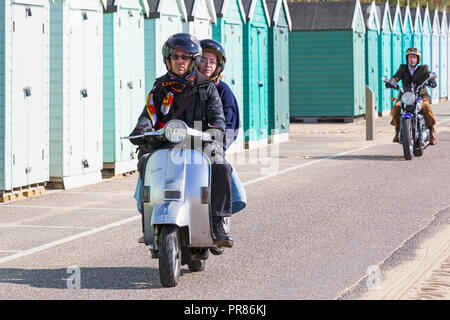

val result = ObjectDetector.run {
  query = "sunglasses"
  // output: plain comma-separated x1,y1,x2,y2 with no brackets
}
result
170,54,192,61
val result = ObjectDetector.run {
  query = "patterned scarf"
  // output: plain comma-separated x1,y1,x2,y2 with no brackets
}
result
146,70,197,129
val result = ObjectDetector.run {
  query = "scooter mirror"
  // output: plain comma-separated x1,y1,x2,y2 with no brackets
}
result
382,76,389,83
430,72,437,80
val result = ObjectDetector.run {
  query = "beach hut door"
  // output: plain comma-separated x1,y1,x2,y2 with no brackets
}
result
11,3,46,187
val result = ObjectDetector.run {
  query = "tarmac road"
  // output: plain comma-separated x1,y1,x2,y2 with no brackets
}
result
0,102,449,300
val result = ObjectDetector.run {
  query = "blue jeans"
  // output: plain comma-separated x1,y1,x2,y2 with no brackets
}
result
134,163,246,215
230,165,246,214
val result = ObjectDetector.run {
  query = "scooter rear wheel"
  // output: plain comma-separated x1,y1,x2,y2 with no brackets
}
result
158,225,181,287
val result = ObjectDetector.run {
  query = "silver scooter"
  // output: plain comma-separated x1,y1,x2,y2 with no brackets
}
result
122,119,228,287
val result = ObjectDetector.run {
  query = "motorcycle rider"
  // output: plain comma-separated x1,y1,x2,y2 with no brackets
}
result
198,38,247,255
387,47,437,145
129,33,234,248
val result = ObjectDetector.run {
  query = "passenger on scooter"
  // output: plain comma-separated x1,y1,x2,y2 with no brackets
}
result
129,33,234,248
387,47,437,144
198,39,246,214
198,39,247,255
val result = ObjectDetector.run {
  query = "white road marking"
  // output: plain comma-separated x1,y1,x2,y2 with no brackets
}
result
0,215,141,265
243,145,374,186
0,204,136,211
0,143,375,265
0,224,92,230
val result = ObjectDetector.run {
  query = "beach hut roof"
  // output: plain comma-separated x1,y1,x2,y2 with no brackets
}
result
213,0,246,20
400,5,413,33
439,9,448,34
288,0,364,32
266,0,292,31
241,0,270,24
184,0,217,24
144,0,188,19
361,1,380,32
429,8,440,33
105,0,149,16
375,0,392,32
410,4,422,33
389,2,403,33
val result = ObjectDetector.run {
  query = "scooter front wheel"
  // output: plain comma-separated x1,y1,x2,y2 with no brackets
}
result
158,225,181,287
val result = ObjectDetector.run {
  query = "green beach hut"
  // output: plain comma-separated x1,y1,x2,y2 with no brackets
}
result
143,0,187,94
376,0,393,116
0,0,51,192
242,0,270,148
102,0,148,175
288,0,366,121
267,0,291,144
212,0,246,153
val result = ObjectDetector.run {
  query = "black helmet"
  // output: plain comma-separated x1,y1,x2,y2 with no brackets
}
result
162,33,202,72
199,39,226,80
405,47,421,65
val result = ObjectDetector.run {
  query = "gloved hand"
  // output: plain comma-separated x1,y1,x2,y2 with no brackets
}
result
427,78,437,88
385,82,397,89
129,124,154,146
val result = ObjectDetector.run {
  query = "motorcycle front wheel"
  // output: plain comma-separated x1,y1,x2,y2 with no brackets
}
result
158,225,181,287
401,118,414,160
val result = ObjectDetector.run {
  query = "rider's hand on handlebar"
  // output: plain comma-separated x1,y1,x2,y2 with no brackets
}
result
427,78,437,88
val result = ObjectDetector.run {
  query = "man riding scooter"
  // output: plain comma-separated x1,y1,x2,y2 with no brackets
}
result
387,47,438,144
129,33,234,248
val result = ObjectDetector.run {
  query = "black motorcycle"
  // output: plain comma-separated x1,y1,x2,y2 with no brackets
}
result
382,72,437,160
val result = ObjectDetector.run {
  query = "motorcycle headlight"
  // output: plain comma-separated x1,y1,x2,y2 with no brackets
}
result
164,120,188,144
401,92,416,106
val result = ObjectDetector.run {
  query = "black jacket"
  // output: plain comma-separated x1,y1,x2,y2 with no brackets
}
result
390,64,433,102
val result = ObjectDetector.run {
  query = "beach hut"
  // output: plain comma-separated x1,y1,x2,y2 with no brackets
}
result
183,0,216,39
411,4,422,53
420,6,432,70
144,0,187,94
267,0,291,144
0,0,50,194
390,3,403,99
103,0,148,175
400,4,413,64
376,0,393,116
361,1,380,114
48,0,106,190
430,8,440,103
212,0,246,153
242,0,270,148
288,0,366,120
439,11,447,100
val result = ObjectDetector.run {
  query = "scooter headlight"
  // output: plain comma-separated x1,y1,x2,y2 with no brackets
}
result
401,92,416,106
164,120,188,144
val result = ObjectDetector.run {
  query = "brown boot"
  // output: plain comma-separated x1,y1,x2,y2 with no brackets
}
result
393,127,399,143
430,126,437,145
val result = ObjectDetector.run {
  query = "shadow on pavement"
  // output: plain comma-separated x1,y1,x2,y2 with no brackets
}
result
0,267,191,290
